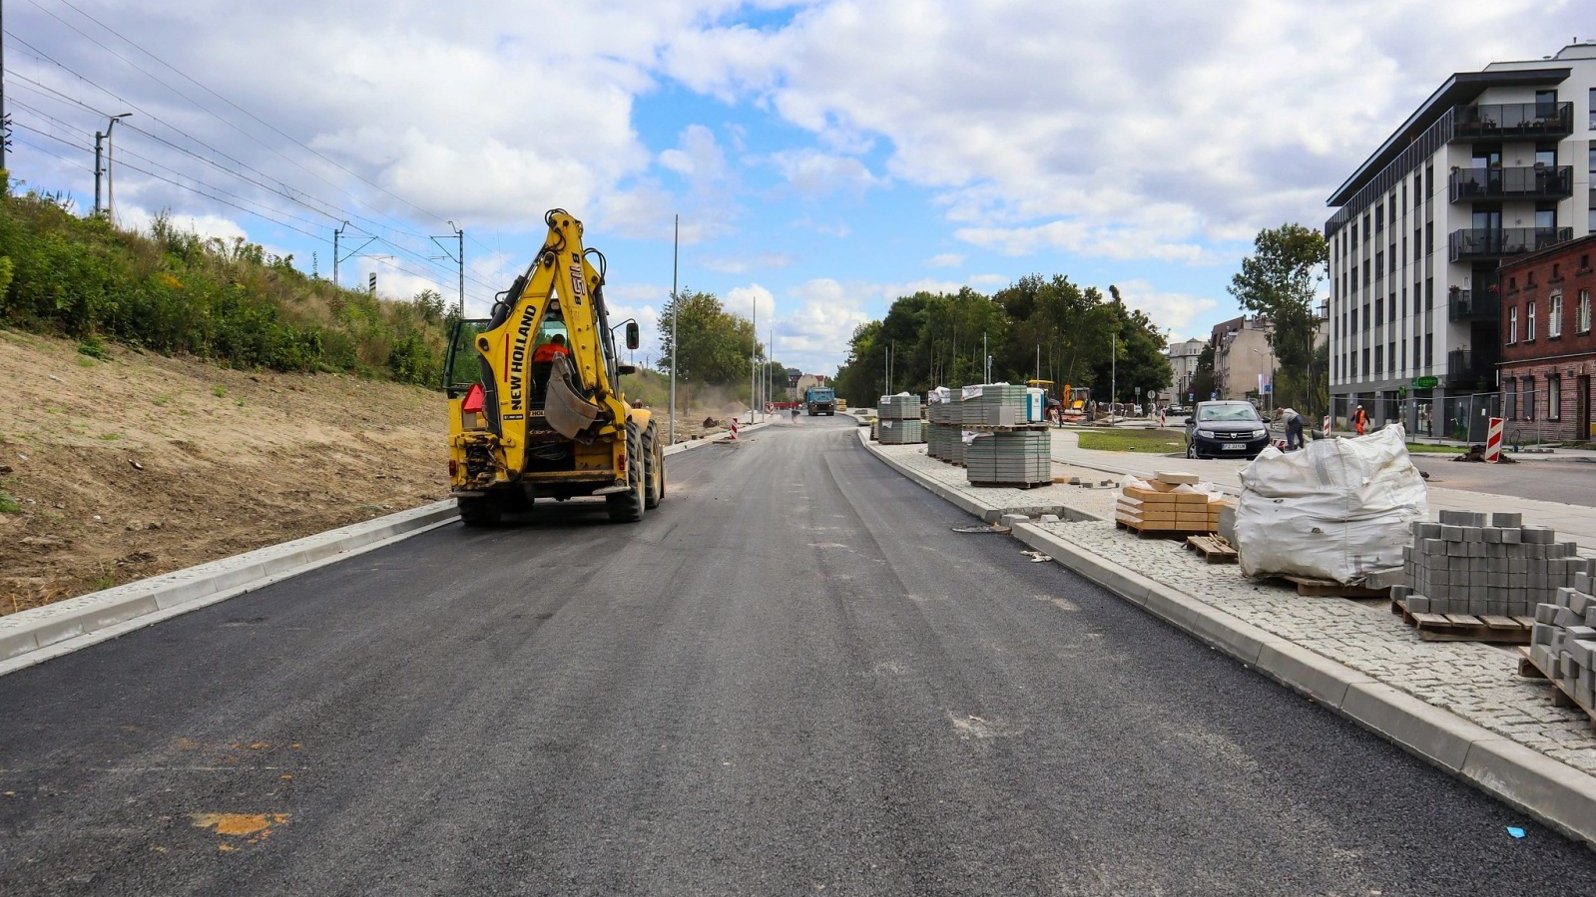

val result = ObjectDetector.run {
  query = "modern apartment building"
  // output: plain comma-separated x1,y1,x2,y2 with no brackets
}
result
1161,337,1206,404
1325,42,1596,428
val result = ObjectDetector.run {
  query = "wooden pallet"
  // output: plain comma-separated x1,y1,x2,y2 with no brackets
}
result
1390,596,1535,643
1277,575,1389,599
961,423,1052,431
1515,647,1596,729
1115,519,1208,539
968,480,1047,489
1184,534,1238,563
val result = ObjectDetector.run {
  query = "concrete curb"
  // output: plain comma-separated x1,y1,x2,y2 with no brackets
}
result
860,433,1596,847
0,419,773,678
0,500,461,678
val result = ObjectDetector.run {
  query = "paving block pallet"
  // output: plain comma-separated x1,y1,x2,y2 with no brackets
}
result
1114,519,1208,539
1184,534,1238,564
1275,575,1390,599
969,480,1046,489
1390,596,1535,643
1516,646,1596,732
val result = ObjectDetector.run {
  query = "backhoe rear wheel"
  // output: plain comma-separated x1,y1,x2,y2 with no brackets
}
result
458,494,504,527
643,421,664,509
607,421,645,523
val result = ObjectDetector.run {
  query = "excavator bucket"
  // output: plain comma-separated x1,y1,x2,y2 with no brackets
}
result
544,354,606,442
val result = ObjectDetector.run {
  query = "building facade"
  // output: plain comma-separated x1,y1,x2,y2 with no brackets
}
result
1161,337,1206,405
1325,42,1596,431
1213,317,1274,402
1499,233,1596,442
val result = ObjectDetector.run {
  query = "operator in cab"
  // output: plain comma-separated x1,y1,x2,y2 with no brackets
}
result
533,333,571,364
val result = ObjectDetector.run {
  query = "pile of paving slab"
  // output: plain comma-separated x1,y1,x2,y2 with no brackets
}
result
876,394,924,445
1531,582,1596,713
922,384,1052,487
1397,511,1587,617
927,398,964,463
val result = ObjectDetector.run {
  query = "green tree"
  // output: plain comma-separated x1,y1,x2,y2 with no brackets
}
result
1227,223,1328,413
657,289,755,386
1089,285,1171,404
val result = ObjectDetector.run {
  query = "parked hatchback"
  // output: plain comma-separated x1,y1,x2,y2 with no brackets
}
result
1185,401,1270,459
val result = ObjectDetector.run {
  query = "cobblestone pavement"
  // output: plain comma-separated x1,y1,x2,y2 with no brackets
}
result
872,438,1596,777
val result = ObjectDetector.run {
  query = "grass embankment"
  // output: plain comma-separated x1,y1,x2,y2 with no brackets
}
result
0,187,453,385
1076,428,1187,454
1404,443,1468,454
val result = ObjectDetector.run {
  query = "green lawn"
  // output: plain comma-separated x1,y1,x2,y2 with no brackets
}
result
1404,442,1467,454
1076,428,1187,454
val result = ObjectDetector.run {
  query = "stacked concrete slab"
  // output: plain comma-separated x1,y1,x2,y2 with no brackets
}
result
927,398,959,461
877,417,923,445
966,430,1050,485
1396,511,1589,617
963,384,1029,427
1529,577,1596,713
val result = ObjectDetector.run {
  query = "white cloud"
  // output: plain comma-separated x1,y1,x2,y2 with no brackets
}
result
774,278,872,374
767,148,884,198
925,253,964,268
724,283,777,325
659,124,728,182
1105,279,1222,340
702,252,794,274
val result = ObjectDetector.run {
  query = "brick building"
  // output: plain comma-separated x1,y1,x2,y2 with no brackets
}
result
1498,232,1596,441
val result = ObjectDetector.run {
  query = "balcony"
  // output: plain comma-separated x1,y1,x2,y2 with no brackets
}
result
1451,101,1573,141
1448,226,1572,262
1449,165,1573,203
1446,349,1496,386
1447,289,1500,322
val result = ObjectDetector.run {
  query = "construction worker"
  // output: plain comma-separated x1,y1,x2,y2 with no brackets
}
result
1351,404,1369,436
532,333,571,364
1281,407,1305,450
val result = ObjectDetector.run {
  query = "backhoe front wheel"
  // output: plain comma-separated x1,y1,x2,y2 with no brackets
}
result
643,421,665,509
607,421,646,523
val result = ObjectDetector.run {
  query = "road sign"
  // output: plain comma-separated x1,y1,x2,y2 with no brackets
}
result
1412,375,1439,389
1187,392,1194,403
1145,387,1154,397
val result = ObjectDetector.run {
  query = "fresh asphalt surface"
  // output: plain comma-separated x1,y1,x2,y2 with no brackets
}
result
3,415,1595,896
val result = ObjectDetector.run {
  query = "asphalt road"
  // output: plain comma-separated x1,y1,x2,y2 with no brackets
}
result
3,414,1594,896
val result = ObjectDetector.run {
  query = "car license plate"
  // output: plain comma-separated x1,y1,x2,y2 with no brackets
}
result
1222,443,1246,450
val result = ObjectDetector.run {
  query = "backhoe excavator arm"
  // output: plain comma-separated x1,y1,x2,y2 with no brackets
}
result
469,209,627,475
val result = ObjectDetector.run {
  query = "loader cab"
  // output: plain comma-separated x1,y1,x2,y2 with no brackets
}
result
530,304,570,411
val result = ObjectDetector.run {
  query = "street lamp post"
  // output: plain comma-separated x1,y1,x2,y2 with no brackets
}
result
93,112,131,218
1251,346,1276,413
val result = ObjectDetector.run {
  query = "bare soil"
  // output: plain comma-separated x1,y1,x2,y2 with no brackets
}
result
0,328,448,615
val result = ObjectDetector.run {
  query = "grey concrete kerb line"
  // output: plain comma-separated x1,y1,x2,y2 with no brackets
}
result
857,430,1596,847
0,419,770,678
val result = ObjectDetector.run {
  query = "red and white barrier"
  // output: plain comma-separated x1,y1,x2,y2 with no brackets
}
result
1485,416,1503,463
729,419,739,441
1322,415,1331,439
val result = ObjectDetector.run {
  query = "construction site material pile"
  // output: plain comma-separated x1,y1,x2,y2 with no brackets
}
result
877,394,924,446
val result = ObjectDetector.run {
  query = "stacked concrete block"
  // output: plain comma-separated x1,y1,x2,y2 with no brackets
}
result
876,417,924,446
966,430,1051,486
878,394,921,420
927,399,962,462
962,384,1029,427
1395,511,1592,618
1529,581,1596,711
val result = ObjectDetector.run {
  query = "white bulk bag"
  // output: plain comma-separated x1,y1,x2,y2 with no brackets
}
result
1235,424,1428,585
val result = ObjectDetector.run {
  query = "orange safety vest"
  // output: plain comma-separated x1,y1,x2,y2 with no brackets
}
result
532,343,570,364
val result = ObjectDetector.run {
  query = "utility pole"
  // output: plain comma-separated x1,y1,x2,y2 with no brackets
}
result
1,0,8,177
750,292,757,422
669,215,678,446
431,222,465,317
92,112,131,218
333,220,374,288
1111,332,1118,419
983,332,990,383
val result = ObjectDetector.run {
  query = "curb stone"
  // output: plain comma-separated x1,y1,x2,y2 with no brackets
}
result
860,432,1596,847
0,419,771,677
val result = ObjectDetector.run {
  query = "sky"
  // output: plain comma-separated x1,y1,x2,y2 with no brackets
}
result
3,0,1590,375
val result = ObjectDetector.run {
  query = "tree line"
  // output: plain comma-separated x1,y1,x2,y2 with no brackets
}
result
831,276,1172,408
656,289,789,401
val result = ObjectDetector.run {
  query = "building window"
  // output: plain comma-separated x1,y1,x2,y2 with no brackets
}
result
1425,278,1433,311
1375,298,1383,324
1413,335,1420,369
1590,87,1596,129
1375,205,1384,233
1425,334,1433,367
1579,289,1591,334
1507,379,1518,420
1549,376,1562,421
1363,348,1370,375
1509,306,1519,344
1550,291,1563,338
1527,301,1537,341
1525,376,1536,420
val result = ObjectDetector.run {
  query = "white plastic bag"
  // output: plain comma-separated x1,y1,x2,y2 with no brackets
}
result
1235,424,1428,584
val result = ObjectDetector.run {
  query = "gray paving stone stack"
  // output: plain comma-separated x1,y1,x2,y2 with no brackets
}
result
1395,511,1591,618
966,384,1029,427
1529,574,1596,712
927,398,958,460
876,417,924,445
966,430,1051,485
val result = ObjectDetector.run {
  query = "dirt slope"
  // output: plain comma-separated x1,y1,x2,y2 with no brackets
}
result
0,328,447,614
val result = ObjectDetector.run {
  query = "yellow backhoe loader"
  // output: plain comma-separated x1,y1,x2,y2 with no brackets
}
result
442,209,663,525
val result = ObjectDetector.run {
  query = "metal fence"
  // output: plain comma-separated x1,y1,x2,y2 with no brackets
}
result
1326,389,1579,447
